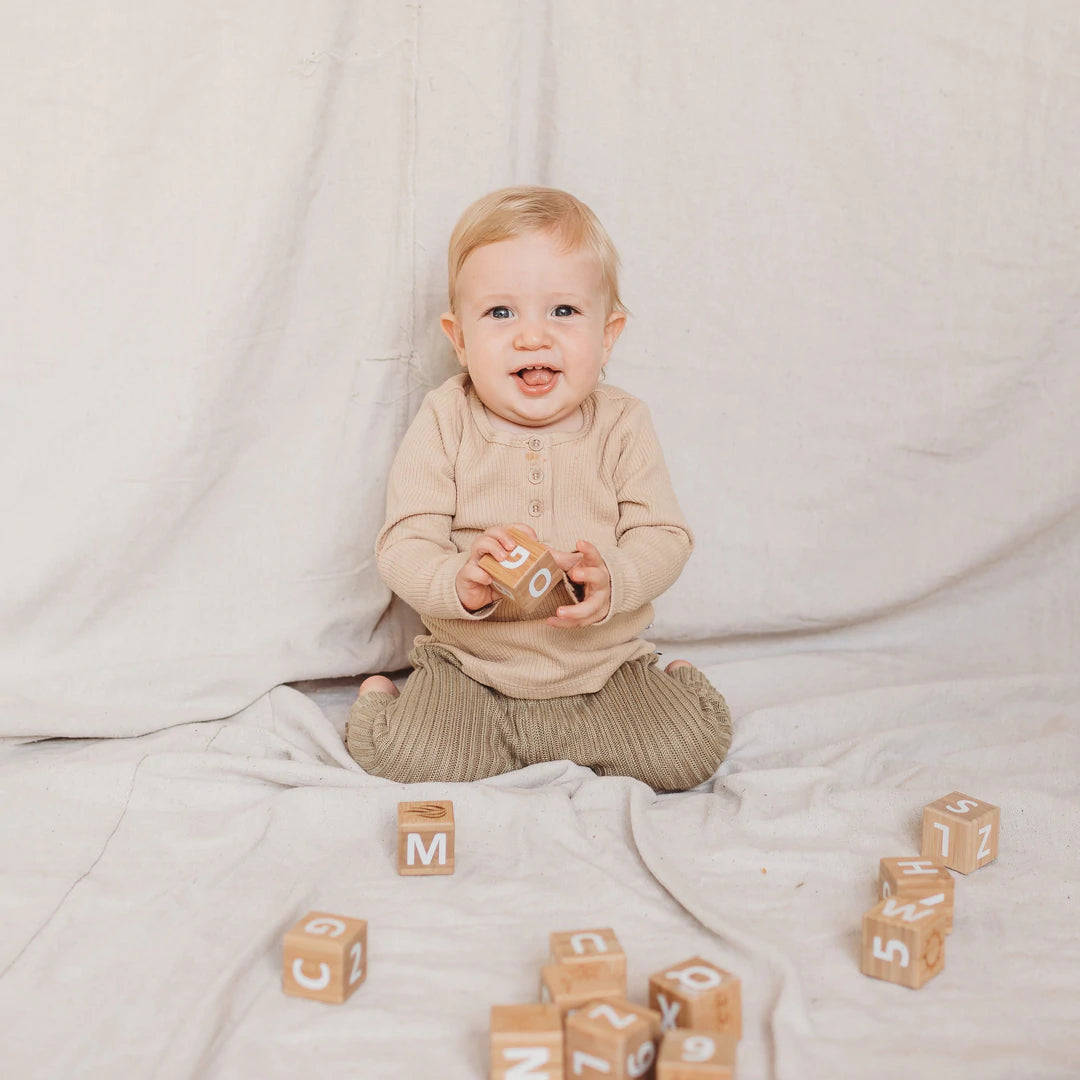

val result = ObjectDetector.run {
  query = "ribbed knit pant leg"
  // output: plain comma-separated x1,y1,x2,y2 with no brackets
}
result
346,645,528,783
346,646,731,790
500,655,732,792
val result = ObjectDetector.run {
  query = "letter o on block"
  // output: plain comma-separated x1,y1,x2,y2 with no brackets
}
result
282,911,367,1004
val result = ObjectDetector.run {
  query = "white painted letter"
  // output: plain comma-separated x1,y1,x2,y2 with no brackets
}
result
291,958,331,990
656,993,681,1030
407,831,446,866
932,821,950,857
500,545,530,570
528,567,552,597
872,936,910,968
682,1035,716,1063
504,1047,550,1079
570,932,608,955
665,964,722,993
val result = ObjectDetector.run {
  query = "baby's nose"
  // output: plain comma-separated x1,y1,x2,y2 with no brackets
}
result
514,323,550,349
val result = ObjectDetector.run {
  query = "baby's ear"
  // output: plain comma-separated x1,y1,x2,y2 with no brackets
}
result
602,310,627,354
440,312,467,367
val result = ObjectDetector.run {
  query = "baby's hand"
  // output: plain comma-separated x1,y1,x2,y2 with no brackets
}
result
456,523,540,612
546,540,611,629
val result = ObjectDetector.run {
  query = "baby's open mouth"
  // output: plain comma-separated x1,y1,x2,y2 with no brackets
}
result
514,364,559,388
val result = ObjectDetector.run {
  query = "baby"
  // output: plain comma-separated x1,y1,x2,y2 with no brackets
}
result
346,186,731,791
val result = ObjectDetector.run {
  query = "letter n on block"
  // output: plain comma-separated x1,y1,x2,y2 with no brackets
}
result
490,1004,563,1080
397,800,455,876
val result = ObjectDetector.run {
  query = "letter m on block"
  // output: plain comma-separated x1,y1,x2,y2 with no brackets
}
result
407,831,446,867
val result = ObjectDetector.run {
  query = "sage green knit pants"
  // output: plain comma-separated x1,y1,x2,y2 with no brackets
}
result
346,643,732,792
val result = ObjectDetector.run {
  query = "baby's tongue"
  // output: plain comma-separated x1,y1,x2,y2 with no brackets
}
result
519,366,555,387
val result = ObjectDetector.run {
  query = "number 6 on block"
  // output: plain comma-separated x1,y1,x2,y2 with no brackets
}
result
282,911,368,1004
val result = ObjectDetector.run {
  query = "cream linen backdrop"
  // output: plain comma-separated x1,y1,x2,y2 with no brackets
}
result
2,3,1078,734
1,4,1079,1080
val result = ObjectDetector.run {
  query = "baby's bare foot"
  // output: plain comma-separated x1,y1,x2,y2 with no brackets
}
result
664,659,692,675
358,675,399,698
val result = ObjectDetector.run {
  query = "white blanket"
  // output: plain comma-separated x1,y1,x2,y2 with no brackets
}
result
2,3,1078,1077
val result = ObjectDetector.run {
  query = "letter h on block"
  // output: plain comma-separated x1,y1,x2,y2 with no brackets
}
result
879,856,954,933
397,800,455,876
281,911,367,1004
490,1003,564,1080
921,791,1000,874
477,527,568,612
861,895,946,989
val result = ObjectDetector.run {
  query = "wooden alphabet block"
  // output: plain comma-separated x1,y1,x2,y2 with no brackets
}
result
397,800,455,876
549,927,627,983
491,1003,564,1080
648,957,742,1039
564,998,662,1080
860,895,946,989
540,964,625,1017
879,855,954,933
477,527,570,612
657,1030,738,1079
282,911,367,1004
921,791,1000,874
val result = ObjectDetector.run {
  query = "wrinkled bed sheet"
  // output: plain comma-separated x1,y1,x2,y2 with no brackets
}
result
2,665,1076,1079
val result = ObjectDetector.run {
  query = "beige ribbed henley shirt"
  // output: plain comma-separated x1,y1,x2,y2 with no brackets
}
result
376,373,693,698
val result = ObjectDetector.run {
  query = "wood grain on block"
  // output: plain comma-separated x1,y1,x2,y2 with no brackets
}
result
282,911,367,1004
477,527,569,612
539,964,625,1017
549,927,627,982
397,799,455,876
648,957,742,1038
490,1003,564,1080
564,998,662,1080
879,855,955,933
657,1029,738,1079
861,895,947,989
921,791,999,874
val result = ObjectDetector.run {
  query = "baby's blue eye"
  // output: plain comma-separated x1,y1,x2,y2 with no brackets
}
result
553,305,577,317
488,306,512,319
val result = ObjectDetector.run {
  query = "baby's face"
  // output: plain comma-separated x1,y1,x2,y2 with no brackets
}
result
441,229,625,431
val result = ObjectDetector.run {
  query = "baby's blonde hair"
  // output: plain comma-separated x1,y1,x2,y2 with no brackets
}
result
446,186,627,316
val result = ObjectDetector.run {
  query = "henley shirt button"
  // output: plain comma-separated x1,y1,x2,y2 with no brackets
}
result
528,468,543,484
528,500,543,517
527,436,543,451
